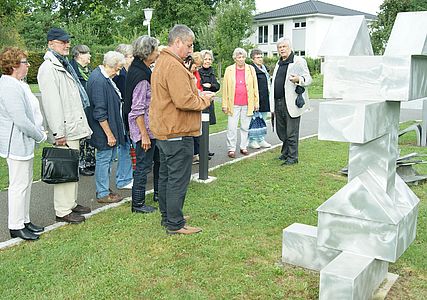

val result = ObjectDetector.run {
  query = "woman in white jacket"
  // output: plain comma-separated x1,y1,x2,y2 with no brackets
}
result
0,47,47,240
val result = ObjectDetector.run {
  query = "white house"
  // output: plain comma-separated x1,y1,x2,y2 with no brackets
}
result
250,0,376,57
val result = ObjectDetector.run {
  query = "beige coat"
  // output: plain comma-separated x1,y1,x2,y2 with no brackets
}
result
269,55,312,118
221,64,259,116
37,51,92,142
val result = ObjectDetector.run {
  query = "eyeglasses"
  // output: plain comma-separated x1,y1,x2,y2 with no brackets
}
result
20,60,30,65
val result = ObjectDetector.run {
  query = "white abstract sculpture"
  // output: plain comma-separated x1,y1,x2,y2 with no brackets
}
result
282,12,427,300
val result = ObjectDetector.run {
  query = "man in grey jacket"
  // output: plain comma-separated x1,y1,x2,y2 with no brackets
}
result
37,28,93,224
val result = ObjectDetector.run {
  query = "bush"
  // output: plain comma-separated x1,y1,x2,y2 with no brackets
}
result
25,49,112,84
305,57,321,75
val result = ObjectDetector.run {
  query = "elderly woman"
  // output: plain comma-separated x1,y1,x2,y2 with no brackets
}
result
199,50,220,127
70,44,96,177
0,47,47,240
87,51,128,203
222,48,259,158
126,36,160,213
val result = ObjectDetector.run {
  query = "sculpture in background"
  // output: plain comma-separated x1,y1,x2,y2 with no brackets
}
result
282,12,427,300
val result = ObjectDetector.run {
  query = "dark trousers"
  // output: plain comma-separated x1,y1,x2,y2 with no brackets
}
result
157,137,193,230
275,98,301,162
132,139,158,203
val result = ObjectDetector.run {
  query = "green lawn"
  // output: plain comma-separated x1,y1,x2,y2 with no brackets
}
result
0,129,425,299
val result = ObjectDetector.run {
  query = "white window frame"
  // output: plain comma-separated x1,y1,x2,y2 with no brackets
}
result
258,25,268,44
272,23,284,42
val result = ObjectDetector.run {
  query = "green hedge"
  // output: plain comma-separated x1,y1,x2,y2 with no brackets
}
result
261,56,321,76
26,51,106,84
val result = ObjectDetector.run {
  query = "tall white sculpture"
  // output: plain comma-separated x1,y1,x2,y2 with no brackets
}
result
282,12,427,299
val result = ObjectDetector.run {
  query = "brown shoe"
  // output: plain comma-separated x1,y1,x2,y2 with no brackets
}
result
97,193,124,204
227,151,235,158
240,149,249,156
72,204,91,214
167,226,202,235
56,212,85,224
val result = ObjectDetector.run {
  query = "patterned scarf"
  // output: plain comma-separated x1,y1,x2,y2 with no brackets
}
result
49,49,90,109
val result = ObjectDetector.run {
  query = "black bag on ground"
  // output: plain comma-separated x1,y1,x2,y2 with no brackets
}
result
41,145,79,184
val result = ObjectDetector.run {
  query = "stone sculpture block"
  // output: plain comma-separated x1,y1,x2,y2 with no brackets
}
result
323,55,427,101
319,252,388,300
384,11,427,56
318,100,396,143
318,15,373,56
282,223,341,271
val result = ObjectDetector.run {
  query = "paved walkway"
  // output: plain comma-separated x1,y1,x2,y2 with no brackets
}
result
0,101,423,243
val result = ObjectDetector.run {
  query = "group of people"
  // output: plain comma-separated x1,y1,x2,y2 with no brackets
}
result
0,23,311,240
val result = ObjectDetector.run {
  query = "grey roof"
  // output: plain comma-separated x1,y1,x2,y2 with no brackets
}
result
254,0,377,21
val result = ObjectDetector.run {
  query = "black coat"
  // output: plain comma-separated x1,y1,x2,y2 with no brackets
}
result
86,67,125,150
69,59,90,91
251,63,270,112
198,66,220,125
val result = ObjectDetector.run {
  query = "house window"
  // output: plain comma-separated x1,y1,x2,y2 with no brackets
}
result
294,19,306,29
258,25,268,44
294,50,306,56
273,24,284,42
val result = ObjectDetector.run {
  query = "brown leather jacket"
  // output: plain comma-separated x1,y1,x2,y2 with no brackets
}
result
149,49,211,140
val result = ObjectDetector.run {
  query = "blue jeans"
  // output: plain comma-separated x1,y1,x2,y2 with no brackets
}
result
115,137,133,189
132,140,158,201
95,148,116,198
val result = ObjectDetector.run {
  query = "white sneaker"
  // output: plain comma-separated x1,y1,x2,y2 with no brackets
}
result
119,180,133,189
249,141,261,149
259,140,271,148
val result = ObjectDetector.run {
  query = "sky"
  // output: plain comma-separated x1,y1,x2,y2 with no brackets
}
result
255,0,383,15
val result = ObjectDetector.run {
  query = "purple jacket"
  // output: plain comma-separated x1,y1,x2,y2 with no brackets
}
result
128,80,154,142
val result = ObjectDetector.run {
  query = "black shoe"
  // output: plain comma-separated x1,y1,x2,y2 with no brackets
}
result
79,167,94,176
72,204,91,214
24,222,44,233
132,205,157,213
10,228,39,240
278,155,287,161
208,152,215,157
282,159,298,166
56,212,85,224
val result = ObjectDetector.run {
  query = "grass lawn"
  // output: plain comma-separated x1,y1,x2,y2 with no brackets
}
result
0,129,425,299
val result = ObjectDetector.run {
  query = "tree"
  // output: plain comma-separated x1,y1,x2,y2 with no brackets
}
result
213,0,255,77
371,0,427,54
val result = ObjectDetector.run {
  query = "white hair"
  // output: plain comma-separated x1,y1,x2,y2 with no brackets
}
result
103,51,125,68
276,37,292,49
232,48,247,59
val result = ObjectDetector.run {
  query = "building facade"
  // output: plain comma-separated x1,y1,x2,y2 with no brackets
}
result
250,0,376,57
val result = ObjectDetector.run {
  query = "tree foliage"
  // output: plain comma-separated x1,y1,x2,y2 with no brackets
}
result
212,0,256,76
370,0,427,54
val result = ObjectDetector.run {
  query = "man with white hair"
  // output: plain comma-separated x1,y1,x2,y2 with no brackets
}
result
270,38,312,165
38,27,93,223
150,24,215,235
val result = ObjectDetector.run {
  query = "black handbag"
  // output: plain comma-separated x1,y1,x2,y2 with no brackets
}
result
295,85,305,108
41,145,79,184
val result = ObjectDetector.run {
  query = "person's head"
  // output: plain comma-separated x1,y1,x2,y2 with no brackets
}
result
168,24,195,59
0,47,30,80
232,48,247,68
132,36,160,65
47,27,71,56
201,50,214,68
276,37,292,60
115,44,134,70
72,44,91,67
103,51,125,78
250,49,264,67
187,51,203,73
